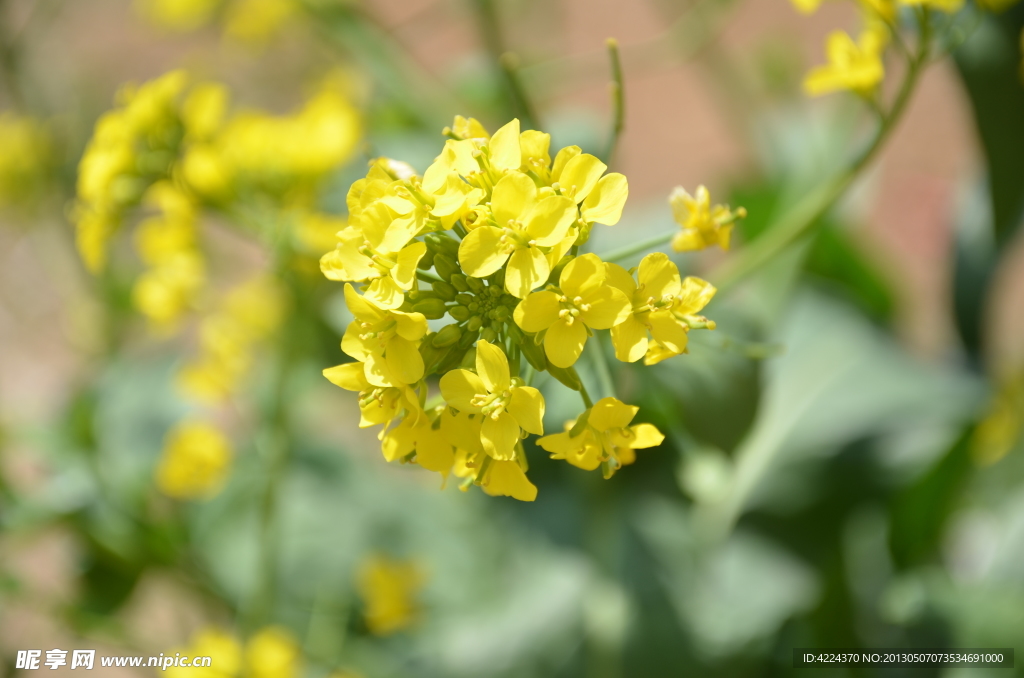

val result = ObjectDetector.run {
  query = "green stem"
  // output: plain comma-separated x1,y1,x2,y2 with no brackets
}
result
603,38,626,166
601,230,677,265
588,334,615,400
472,0,539,128
713,22,929,294
578,380,594,409
416,269,445,284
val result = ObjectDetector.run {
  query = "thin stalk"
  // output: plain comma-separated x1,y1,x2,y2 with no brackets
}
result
588,334,616,400
472,0,539,128
603,38,626,166
601,230,678,265
711,21,929,294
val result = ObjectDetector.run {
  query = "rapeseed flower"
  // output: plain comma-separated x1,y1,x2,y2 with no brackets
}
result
440,340,544,459
669,185,745,252
804,30,885,97
356,554,422,636
606,253,717,365
155,421,233,499
321,116,713,499
513,253,630,368
538,397,664,477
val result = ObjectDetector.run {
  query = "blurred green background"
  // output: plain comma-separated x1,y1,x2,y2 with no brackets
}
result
1,0,1023,676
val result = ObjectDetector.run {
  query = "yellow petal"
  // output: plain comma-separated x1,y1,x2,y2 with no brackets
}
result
647,310,689,354
513,290,561,333
415,429,454,475
611,316,648,363
440,369,486,412
488,118,522,171
482,460,537,501
579,286,630,329
394,310,428,341
393,241,427,290
385,337,424,384
551,145,581,183
508,386,544,435
637,252,682,300
458,225,510,277
604,262,637,296
505,247,550,299
588,397,638,431
342,322,375,362
481,411,519,460
544,318,587,368
344,283,385,321
363,353,397,387
558,153,606,203
323,362,368,391
364,277,404,310
491,171,537,226
475,340,510,393
644,341,679,366
380,214,419,253
676,276,717,315
524,195,576,246
559,253,605,299
628,423,665,449
580,173,628,225
519,129,551,168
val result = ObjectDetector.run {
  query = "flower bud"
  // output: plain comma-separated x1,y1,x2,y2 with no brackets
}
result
455,293,473,306
459,347,477,369
433,253,459,282
492,305,510,321
467,315,483,332
519,337,547,371
480,327,498,343
451,273,470,292
412,298,448,319
417,248,436,270
430,280,458,301
466,275,486,294
425,232,461,256
547,364,582,391
432,324,463,348
449,304,471,322
458,328,478,350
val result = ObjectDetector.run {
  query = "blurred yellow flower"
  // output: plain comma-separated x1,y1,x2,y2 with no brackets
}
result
607,253,717,365
513,253,631,368
178,276,286,404
224,0,296,44
135,0,221,31
669,185,744,252
0,113,51,210
440,340,545,460
804,30,885,97
165,627,241,678
356,554,422,636
538,397,664,477
245,627,301,678
155,421,233,500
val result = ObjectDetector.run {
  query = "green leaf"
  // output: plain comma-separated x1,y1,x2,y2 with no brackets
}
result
952,10,1024,359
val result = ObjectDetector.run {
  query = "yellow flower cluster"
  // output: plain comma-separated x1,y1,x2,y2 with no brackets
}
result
76,71,355,500
356,554,423,636
135,0,297,45
155,421,233,499
796,0,1002,98
669,185,746,253
75,70,188,272
322,117,717,500
131,182,206,330
178,275,287,405
0,113,51,210
164,626,301,678
75,70,360,274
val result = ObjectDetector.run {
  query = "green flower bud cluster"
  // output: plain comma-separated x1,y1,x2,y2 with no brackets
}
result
410,232,521,378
